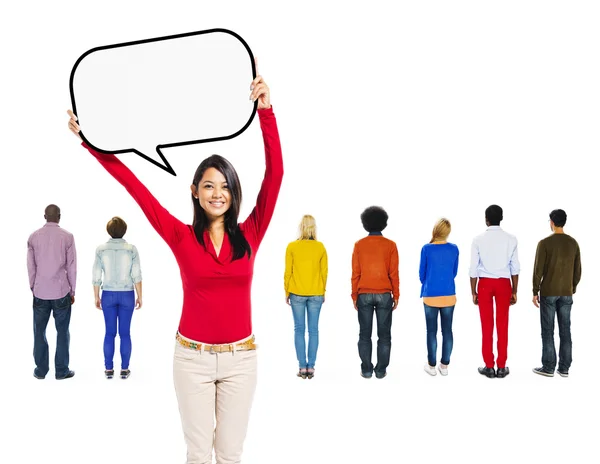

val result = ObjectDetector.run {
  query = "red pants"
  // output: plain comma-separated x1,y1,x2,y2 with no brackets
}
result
478,277,512,369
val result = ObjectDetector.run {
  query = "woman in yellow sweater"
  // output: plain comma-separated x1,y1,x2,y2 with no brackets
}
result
284,215,328,379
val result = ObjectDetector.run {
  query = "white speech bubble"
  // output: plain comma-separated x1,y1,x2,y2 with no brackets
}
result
69,29,257,176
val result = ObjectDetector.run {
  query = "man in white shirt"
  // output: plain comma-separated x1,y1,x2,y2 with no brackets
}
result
469,205,520,379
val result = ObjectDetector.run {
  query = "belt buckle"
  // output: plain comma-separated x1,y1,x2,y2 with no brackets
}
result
209,345,216,354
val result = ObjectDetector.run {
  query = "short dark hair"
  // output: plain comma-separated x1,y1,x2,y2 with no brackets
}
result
485,205,503,226
44,204,60,222
550,209,567,228
107,216,127,238
361,206,388,233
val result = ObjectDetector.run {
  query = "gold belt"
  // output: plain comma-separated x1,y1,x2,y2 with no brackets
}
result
176,333,257,353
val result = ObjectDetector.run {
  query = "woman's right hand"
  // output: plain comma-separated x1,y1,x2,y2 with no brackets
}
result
67,110,82,140
95,296,102,310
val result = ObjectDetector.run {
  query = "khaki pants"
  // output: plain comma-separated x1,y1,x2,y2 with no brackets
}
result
173,334,258,464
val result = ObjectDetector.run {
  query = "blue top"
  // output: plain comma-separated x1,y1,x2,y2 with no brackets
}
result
92,238,142,291
419,242,459,297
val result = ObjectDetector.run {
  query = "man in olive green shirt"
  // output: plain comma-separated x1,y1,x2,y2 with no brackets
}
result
532,209,581,378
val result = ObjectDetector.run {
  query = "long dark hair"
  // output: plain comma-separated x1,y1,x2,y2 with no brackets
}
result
192,155,252,261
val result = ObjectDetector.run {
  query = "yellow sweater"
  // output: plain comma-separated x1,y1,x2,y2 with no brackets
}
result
284,239,328,297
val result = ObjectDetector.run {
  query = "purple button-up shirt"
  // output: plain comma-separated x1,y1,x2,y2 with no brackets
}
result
27,222,77,300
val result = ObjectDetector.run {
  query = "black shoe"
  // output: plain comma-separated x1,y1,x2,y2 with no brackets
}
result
496,367,510,378
361,371,373,379
478,366,496,378
375,371,387,379
532,367,554,377
558,370,569,378
120,369,131,379
33,371,45,380
56,370,75,380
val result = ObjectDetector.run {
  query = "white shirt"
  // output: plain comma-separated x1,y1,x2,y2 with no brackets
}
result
469,226,520,279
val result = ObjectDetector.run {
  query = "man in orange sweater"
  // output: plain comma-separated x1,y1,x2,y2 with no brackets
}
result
351,206,400,379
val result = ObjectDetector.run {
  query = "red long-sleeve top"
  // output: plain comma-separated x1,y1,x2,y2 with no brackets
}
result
83,107,283,344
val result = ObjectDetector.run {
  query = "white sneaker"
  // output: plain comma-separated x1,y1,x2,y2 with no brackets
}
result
424,363,437,376
438,364,448,376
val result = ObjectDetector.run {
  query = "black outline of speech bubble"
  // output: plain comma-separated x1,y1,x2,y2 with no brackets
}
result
69,28,257,176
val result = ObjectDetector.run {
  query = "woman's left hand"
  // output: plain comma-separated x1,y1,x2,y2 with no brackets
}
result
250,59,271,110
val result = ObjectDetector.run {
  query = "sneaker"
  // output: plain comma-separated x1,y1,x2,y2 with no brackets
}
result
361,371,373,379
56,370,75,380
558,370,569,378
424,364,437,376
105,369,114,379
438,364,448,376
120,369,130,379
375,371,387,379
532,367,554,377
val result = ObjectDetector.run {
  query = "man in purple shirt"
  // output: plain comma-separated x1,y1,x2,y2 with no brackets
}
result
27,204,77,380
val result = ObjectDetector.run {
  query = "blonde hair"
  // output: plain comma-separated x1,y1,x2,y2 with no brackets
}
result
430,218,451,243
298,215,317,240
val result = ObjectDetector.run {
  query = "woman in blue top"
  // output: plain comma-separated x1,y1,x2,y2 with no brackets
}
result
419,218,459,376
92,216,143,379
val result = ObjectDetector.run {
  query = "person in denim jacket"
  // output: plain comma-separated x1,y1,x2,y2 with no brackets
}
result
92,216,142,379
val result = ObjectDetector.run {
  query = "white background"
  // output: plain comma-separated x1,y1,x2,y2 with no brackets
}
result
1,1,599,463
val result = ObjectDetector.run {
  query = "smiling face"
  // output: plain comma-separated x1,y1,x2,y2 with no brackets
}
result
191,167,232,221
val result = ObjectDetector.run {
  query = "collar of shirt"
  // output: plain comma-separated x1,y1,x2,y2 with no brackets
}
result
108,238,126,243
43,222,60,228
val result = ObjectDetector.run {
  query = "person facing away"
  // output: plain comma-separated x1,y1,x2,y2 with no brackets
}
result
284,214,328,379
27,204,76,380
351,206,399,380
531,209,581,378
469,204,520,379
92,216,143,380
419,218,459,377
68,69,282,464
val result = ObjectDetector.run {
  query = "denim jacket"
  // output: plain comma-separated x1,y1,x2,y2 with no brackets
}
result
92,239,142,291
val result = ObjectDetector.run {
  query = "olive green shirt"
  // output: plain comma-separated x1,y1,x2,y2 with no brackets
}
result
532,233,581,297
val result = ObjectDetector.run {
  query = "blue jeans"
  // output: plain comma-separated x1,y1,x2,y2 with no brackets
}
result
424,303,455,366
33,293,72,378
540,296,573,372
289,294,324,369
357,293,393,376
102,291,135,370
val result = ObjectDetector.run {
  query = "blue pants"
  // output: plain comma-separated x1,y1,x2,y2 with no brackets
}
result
424,303,455,366
102,291,135,370
540,296,573,372
289,294,324,369
33,293,72,378
357,293,394,376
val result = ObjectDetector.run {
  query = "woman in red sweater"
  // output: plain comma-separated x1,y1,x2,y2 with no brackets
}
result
67,74,282,463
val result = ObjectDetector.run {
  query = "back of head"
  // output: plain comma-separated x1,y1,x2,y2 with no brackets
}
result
44,204,60,223
549,209,567,228
430,218,451,243
298,214,317,240
107,216,127,238
485,204,503,226
361,206,388,233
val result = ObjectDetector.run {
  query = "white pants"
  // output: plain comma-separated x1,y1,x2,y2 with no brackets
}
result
173,334,258,464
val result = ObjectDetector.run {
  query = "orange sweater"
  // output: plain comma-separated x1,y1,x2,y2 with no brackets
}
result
351,234,399,301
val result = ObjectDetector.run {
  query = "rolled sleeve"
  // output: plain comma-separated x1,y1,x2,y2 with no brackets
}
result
92,249,103,287
468,239,480,278
130,245,142,284
509,238,520,275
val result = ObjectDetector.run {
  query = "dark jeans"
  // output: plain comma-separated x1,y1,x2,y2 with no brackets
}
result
33,293,72,378
540,296,573,372
102,291,135,370
357,292,393,376
424,304,454,366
